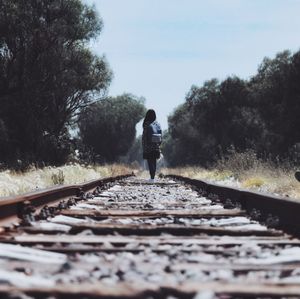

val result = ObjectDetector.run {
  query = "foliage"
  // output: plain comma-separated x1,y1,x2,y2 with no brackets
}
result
0,0,112,168
78,94,146,162
214,148,262,174
0,163,132,197
242,177,265,188
161,150,300,199
164,49,300,167
124,135,144,166
51,169,65,185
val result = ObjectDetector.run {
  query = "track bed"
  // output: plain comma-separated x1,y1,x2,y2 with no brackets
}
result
0,177,300,298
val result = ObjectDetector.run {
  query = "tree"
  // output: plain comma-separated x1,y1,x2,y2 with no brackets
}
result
249,50,293,156
164,49,300,167
0,0,112,167
287,51,300,149
164,76,264,166
78,94,146,163
124,135,144,166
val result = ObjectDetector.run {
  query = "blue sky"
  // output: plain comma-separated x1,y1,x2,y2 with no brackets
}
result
83,0,300,134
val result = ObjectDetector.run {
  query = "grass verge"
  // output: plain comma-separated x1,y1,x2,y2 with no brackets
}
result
161,151,300,199
0,163,132,197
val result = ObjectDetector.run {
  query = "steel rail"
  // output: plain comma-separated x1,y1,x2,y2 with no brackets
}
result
0,173,132,225
164,174,300,236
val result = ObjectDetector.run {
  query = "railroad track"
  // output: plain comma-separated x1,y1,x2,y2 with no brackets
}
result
0,174,300,298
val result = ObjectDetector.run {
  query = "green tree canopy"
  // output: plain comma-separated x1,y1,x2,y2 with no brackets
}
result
78,94,146,163
164,49,300,167
0,0,112,167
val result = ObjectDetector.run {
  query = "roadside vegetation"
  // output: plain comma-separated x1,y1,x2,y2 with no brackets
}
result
0,164,132,197
0,0,146,170
0,0,299,201
159,48,300,200
162,50,300,169
161,150,300,200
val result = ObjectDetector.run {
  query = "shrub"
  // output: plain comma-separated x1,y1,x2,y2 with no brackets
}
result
51,170,65,185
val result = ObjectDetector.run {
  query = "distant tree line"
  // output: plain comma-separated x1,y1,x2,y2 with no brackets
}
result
78,94,146,163
0,0,145,169
4,0,299,170
0,0,111,168
163,50,300,167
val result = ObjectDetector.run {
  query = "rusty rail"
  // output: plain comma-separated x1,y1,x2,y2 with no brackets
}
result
164,174,300,236
0,174,132,225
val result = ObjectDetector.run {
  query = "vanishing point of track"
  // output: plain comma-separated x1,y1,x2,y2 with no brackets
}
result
1,174,300,298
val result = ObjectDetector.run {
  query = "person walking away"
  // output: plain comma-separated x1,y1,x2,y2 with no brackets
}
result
142,109,162,182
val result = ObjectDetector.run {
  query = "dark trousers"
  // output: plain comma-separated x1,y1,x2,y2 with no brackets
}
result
147,157,157,179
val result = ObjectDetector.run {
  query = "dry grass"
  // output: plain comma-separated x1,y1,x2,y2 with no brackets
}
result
0,163,132,197
161,167,240,188
161,151,300,200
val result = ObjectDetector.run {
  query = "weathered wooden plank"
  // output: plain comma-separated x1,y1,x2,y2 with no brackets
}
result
85,201,211,207
167,282,300,296
67,222,282,236
122,180,179,186
167,263,300,272
31,244,300,267
32,244,247,253
61,209,245,217
1,282,300,297
4,234,295,245
0,282,157,297
0,243,66,264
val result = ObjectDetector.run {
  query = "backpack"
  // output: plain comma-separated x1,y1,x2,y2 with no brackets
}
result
148,122,162,144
